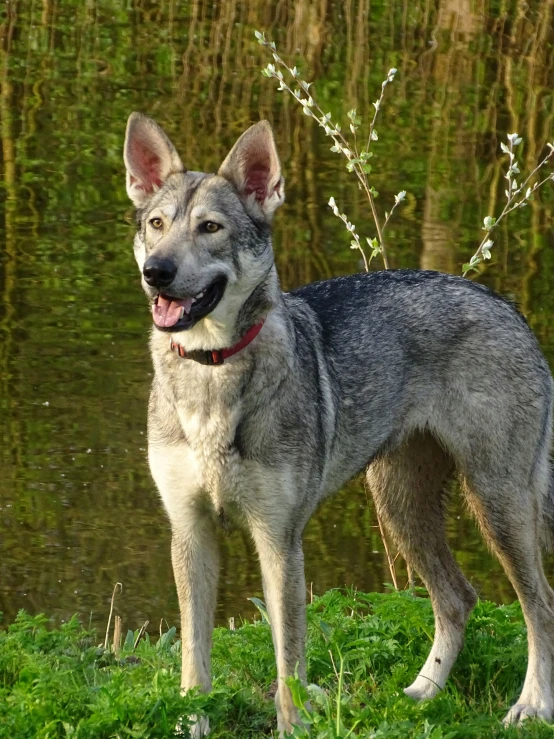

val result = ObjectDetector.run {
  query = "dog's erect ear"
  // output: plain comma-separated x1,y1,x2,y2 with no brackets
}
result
124,112,184,207
218,120,285,221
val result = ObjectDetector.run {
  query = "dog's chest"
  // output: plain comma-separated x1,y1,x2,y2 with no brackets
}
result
173,369,245,508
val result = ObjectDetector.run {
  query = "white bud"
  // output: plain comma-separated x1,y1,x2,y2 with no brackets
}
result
395,190,406,203
482,239,493,260
483,216,495,229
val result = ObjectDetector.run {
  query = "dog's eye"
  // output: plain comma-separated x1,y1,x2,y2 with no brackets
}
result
149,217,163,230
202,221,221,233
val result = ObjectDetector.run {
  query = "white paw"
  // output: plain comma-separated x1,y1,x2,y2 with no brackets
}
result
503,703,552,726
404,675,442,701
175,714,210,737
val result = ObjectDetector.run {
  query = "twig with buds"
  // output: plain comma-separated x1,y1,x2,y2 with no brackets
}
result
463,135,554,276
256,30,407,272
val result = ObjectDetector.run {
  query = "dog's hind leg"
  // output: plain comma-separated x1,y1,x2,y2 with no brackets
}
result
366,431,477,700
461,462,554,724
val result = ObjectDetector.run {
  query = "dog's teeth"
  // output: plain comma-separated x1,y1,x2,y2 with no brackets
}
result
180,306,186,318
197,291,204,299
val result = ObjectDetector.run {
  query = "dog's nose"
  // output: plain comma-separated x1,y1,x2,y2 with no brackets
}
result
143,257,177,288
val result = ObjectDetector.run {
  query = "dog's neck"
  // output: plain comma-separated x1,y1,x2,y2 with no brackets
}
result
234,265,280,340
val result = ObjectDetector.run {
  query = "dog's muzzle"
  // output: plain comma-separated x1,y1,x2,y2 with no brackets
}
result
151,276,228,332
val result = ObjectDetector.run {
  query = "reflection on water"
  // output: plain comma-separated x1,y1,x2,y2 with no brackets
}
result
1,0,554,632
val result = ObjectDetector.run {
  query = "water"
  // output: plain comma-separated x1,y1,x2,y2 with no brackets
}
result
1,0,554,633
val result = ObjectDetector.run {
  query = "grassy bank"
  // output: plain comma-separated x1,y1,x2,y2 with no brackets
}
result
0,589,550,738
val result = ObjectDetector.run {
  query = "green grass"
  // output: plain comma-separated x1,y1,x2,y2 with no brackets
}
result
1,590,552,738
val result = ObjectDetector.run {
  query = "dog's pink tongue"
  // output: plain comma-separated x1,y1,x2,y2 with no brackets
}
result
153,296,193,328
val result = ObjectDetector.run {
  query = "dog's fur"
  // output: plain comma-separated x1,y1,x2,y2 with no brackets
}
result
124,113,554,735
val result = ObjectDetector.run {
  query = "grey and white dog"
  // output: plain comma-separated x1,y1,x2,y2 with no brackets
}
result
124,112,554,735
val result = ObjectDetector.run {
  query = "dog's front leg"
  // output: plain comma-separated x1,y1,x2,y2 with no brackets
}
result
171,511,219,694
249,519,307,736
149,443,218,734
169,510,218,739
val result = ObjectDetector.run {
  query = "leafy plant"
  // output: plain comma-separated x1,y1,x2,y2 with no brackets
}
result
255,30,406,271
255,32,554,281
463,136,554,275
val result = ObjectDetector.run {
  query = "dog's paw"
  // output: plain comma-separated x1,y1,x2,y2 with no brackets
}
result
503,703,552,726
175,714,210,737
403,675,441,702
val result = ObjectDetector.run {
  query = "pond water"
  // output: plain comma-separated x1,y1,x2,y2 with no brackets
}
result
1,0,554,635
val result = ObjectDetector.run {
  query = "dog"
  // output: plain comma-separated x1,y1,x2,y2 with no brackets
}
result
123,112,554,735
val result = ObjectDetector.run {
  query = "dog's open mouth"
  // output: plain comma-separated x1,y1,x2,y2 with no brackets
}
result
152,276,227,332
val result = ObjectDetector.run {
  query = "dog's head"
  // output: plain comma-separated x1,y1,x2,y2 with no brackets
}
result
124,113,284,349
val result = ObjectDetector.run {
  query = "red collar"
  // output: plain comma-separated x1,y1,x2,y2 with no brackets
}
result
169,320,265,366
